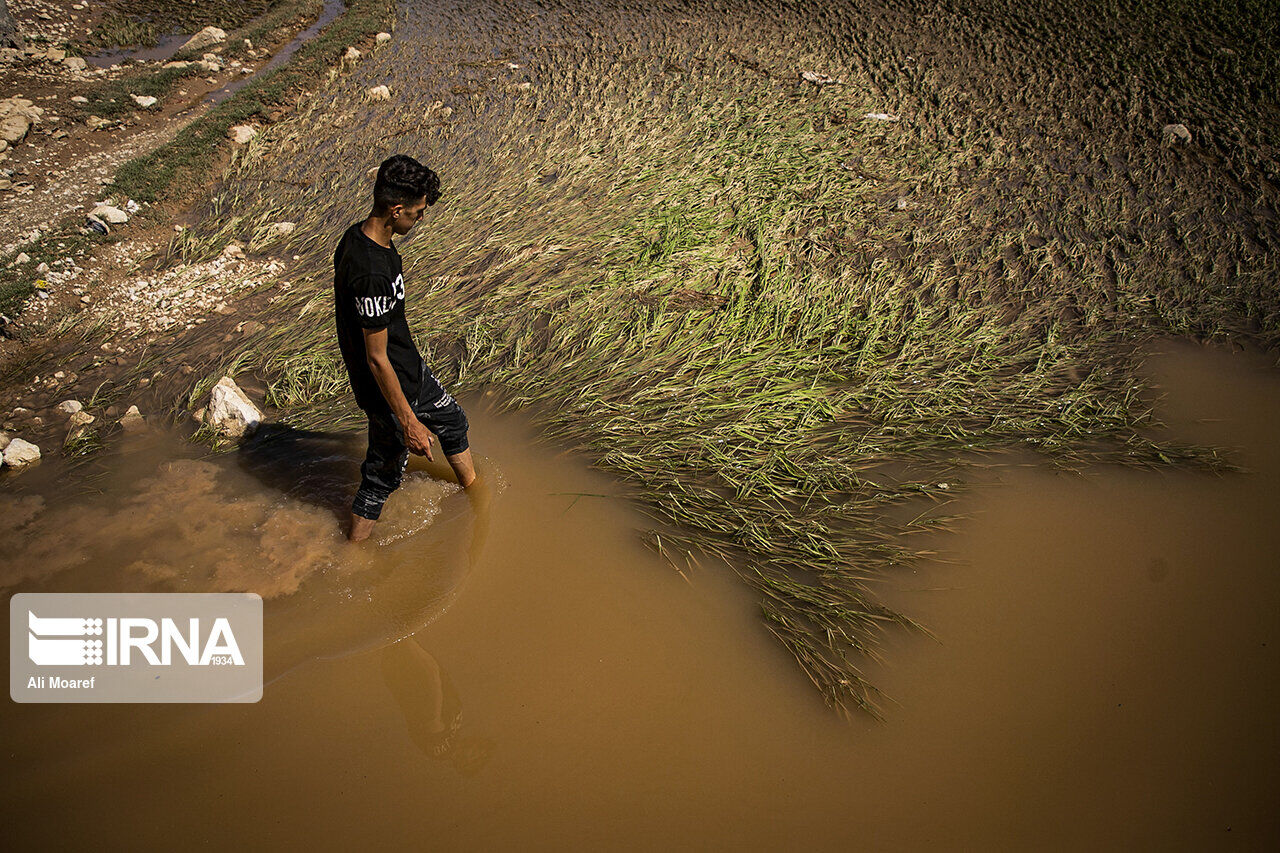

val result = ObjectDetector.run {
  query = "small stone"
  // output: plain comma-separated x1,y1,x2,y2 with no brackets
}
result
70,95,89,104
0,431,9,451
14,252,30,265
85,115,109,130
345,47,362,61
1,115,31,145
63,57,88,73
228,124,257,144
46,48,66,62
864,112,900,122
35,262,49,274
118,405,145,431
367,85,391,101
57,400,83,416
375,32,392,44
90,204,129,224
2,437,41,469
1162,123,1192,145
68,410,95,427
130,94,158,109
268,221,296,237
238,320,265,336
208,376,262,438
181,26,227,54
222,243,245,260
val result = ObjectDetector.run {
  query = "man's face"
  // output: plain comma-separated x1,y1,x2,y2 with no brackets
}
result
390,196,429,235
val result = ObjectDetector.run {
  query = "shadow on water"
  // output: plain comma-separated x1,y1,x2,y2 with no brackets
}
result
233,421,365,526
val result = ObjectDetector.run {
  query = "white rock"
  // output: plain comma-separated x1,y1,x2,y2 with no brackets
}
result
864,112,900,122
164,60,192,69
375,32,392,44
367,85,391,101
90,204,129,224
228,124,257,144
57,400,83,415
0,431,9,451
63,57,88,73
1162,123,1192,145
14,252,29,264
118,405,145,431
3,438,41,468
345,47,362,61
131,94,158,108
181,26,227,54
222,242,245,259
70,95,88,104
269,221,296,236
68,410,95,427
208,376,262,438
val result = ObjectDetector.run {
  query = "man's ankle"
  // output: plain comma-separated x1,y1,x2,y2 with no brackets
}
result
349,513,377,541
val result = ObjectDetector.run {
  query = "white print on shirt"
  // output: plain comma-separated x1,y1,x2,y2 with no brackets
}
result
355,274,405,320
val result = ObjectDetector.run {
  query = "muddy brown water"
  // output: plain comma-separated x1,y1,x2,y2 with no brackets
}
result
1,336,1278,848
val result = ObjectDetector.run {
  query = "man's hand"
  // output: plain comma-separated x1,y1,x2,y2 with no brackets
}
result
363,325,435,461
404,417,435,460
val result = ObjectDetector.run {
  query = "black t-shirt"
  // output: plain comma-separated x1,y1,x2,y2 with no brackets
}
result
333,222,423,413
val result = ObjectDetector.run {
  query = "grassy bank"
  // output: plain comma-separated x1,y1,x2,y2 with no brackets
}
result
108,0,392,204
157,0,1274,715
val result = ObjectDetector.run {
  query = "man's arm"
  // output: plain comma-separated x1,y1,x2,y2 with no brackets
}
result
363,326,434,460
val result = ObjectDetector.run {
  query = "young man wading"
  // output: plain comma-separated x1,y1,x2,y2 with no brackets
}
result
334,154,478,542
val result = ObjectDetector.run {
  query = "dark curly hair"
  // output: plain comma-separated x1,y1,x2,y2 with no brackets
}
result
372,154,441,212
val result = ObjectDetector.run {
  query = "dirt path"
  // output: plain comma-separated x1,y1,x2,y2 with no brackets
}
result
0,0,345,458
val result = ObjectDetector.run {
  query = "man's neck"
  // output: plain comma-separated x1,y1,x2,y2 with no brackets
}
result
361,214,394,248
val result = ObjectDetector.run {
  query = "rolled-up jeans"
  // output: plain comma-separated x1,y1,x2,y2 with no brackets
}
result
352,365,469,521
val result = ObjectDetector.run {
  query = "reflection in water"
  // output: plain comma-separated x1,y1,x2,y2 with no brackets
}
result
381,638,495,776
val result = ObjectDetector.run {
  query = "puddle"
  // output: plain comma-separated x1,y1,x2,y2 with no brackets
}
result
204,0,346,105
83,32,192,69
2,341,1279,848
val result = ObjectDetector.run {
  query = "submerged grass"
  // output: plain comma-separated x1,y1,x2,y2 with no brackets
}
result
162,0,1276,716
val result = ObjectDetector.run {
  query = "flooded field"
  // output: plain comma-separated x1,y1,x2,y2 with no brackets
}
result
3,0,1279,845
3,338,1278,848
169,0,1280,711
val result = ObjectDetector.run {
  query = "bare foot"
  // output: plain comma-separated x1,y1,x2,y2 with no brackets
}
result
349,512,377,542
